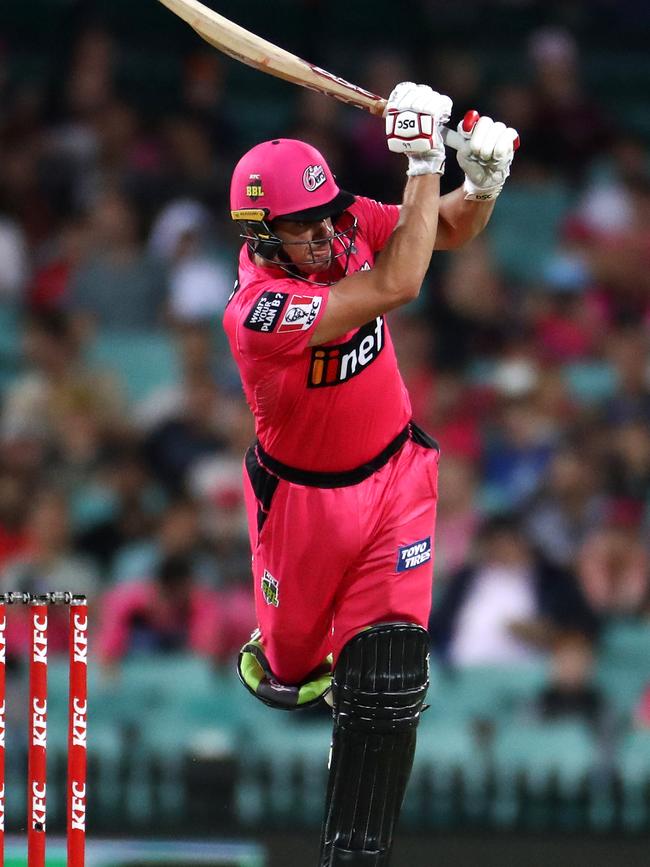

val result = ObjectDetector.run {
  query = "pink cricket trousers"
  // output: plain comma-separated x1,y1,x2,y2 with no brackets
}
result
243,422,439,684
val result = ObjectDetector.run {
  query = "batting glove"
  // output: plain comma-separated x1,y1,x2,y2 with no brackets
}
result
457,115,519,200
385,82,453,176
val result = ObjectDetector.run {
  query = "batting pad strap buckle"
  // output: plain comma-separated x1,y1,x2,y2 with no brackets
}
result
237,635,332,711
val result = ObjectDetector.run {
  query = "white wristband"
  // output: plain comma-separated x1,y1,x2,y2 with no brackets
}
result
462,175,503,201
407,153,445,177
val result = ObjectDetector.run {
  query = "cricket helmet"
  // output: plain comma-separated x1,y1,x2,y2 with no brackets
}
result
230,139,356,273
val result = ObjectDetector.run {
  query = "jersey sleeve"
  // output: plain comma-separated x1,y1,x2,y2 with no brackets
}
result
234,281,330,361
352,196,401,254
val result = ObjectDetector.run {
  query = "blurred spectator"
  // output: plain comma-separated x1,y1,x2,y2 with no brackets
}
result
433,455,481,584
1,488,100,654
345,51,415,202
68,190,166,330
634,683,650,728
0,215,27,299
96,552,242,666
27,217,90,309
76,450,158,575
149,198,234,321
578,175,650,328
604,420,650,503
160,116,223,207
421,371,485,462
110,496,217,586
144,374,228,493
529,630,611,733
531,270,597,363
0,472,30,567
527,27,610,184
430,515,598,666
573,135,649,236
429,238,510,371
577,505,649,617
524,447,605,569
135,321,221,431
1,310,123,447
601,327,650,426
483,383,559,510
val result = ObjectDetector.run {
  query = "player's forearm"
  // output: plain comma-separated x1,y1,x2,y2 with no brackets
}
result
435,186,495,249
374,174,440,301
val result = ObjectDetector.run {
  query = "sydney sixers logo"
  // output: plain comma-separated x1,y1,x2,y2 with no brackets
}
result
302,164,327,192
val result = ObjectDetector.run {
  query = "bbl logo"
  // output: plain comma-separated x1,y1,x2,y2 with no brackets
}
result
246,173,265,201
261,570,279,607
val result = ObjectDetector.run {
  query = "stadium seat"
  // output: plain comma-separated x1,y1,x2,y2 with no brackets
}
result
563,361,617,406
595,621,650,720
409,716,488,824
486,182,572,285
493,721,598,790
0,302,22,390
85,331,180,405
618,730,650,830
432,663,549,722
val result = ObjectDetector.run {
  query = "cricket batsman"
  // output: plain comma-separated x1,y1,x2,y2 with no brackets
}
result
225,82,518,865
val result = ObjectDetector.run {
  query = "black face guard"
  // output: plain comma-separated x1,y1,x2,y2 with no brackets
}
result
237,212,358,287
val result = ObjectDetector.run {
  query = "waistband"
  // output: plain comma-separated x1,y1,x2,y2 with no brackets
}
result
254,421,438,489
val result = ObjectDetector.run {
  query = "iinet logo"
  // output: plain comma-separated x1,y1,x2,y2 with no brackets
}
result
308,317,385,387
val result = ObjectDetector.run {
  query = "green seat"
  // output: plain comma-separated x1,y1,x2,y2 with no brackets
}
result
434,663,548,722
491,721,598,827
618,731,650,830
0,302,22,389
408,717,487,824
486,181,572,285
563,362,617,406
596,626,649,719
85,330,180,404
601,620,650,667
119,652,216,702
238,717,331,825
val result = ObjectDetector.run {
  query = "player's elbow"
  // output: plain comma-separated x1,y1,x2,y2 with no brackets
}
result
394,279,422,305
377,275,421,308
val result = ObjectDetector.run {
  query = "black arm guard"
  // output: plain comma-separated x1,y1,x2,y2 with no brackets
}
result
320,623,430,866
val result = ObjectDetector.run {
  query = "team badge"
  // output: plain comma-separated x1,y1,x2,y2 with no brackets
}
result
278,295,322,332
397,538,432,572
246,173,265,201
302,164,327,192
261,570,279,607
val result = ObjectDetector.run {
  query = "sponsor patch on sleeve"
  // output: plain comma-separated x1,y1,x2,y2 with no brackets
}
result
396,537,432,572
244,291,288,333
278,294,323,333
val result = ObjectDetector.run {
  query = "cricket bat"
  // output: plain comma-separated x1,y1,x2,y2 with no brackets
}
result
157,0,475,150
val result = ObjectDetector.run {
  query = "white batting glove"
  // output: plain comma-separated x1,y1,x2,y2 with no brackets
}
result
384,82,453,176
457,115,519,200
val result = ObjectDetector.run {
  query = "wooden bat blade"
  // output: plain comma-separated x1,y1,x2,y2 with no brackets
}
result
157,0,386,114
156,0,469,150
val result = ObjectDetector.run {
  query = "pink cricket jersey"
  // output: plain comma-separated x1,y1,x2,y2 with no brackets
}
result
223,196,411,472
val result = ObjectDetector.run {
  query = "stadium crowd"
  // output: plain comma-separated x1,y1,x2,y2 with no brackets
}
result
0,7,649,744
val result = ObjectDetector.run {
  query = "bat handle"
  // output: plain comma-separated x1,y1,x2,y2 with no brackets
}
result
442,109,521,151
